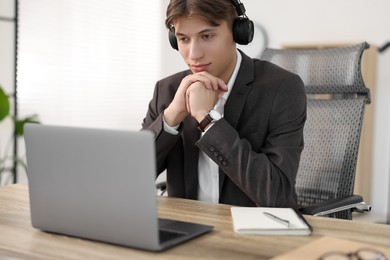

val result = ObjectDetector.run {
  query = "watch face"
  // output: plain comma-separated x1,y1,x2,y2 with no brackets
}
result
209,110,222,120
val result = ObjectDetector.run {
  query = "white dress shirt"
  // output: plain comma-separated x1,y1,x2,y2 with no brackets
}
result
164,50,242,204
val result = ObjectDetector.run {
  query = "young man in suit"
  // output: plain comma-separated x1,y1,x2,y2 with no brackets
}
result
142,0,307,208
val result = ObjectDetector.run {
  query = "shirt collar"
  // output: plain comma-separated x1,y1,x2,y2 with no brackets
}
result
222,49,242,101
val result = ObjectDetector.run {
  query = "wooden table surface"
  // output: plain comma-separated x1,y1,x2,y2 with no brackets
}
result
1,184,389,259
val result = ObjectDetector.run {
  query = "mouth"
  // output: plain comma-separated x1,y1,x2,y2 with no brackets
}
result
191,63,210,73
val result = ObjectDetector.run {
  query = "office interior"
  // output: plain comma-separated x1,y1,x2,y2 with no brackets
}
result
1,0,389,226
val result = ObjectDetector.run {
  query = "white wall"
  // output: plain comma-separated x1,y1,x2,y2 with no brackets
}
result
159,0,390,222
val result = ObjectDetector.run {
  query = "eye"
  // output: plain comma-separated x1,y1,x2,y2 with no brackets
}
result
202,34,214,41
178,37,189,43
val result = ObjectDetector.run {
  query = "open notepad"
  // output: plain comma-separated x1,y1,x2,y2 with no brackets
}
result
230,207,312,236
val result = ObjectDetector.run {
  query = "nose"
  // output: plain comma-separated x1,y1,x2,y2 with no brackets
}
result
188,39,204,61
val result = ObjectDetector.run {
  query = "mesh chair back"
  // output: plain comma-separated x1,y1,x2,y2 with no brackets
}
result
261,43,370,219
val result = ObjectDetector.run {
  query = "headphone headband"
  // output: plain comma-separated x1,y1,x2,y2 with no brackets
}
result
231,0,246,16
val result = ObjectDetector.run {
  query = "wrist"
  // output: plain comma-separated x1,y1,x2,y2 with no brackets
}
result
194,109,209,123
164,106,187,127
198,110,222,132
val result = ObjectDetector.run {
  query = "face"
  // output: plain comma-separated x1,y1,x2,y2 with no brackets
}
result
174,14,237,83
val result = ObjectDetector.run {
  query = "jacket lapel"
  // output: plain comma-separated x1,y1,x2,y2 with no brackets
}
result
224,50,255,129
219,50,255,196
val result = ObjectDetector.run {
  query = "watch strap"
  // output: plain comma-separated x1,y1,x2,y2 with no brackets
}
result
198,114,213,132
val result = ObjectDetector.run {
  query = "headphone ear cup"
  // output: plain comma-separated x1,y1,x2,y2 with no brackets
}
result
232,17,254,45
168,31,178,50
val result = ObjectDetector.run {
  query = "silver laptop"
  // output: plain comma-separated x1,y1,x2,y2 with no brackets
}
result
24,124,213,252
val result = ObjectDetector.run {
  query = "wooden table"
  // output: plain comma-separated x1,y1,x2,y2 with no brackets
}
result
1,184,389,259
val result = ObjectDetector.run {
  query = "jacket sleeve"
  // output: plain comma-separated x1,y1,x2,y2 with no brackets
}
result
195,74,307,207
141,80,182,174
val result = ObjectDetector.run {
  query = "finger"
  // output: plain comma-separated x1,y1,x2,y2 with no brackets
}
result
197,72,227,92
185,86,192,114
182,72,213,90
195,74,213,90
216,78,228,92
196,72,219,91
184,72,228,92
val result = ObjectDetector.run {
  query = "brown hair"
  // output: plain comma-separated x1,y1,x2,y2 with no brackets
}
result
165,0,238,32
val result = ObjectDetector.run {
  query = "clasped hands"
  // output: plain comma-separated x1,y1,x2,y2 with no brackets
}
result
164,72,228,127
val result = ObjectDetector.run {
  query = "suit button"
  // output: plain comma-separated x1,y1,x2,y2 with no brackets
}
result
218,155,224,161
213,151,219,157
222,160,228,166
208,145,215,152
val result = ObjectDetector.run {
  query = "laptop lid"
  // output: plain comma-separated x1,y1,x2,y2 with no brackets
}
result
24,124,212,251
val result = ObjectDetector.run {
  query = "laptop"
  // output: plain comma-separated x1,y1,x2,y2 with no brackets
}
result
24,123,213,252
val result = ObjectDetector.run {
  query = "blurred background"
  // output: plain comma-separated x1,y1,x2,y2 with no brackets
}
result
1,0,389,223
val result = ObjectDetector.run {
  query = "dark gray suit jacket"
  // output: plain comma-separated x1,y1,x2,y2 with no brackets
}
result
142,50,306,208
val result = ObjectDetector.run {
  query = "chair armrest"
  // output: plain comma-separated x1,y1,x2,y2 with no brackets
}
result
156,181,167,196
299,195,371,216
156,181,166,190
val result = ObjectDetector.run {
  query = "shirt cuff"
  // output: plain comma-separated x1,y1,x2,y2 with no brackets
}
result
163,118,180,135
203,122,215,133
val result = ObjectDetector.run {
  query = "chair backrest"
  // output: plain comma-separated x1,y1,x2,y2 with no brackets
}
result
261,42,370,219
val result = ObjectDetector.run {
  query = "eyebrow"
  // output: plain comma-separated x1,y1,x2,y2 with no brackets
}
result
176,27,218,37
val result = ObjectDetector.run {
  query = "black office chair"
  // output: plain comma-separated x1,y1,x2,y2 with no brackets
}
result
261,42,372,219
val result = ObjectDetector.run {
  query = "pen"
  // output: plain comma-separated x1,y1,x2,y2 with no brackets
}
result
263,211,290,227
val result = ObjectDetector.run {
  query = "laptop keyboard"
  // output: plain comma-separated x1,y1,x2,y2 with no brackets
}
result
159,229,186,243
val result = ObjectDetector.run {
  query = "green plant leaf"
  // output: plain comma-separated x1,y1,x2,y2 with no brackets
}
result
13,114,41,136
0,86,10,122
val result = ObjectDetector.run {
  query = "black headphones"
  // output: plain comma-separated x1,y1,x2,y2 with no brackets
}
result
168,0,254,50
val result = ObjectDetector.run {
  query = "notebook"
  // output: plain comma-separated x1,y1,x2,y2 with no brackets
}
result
230,207,311,235
24,124,213,252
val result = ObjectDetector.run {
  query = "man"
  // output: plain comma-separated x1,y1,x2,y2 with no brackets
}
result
142,0,306,208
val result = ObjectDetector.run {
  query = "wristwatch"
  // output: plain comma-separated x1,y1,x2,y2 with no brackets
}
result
198,110,222,132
